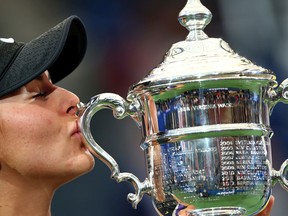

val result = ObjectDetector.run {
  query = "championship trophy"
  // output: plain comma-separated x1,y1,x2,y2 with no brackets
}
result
78,0,288,215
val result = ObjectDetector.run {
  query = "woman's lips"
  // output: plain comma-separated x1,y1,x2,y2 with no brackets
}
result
71,121,83,141
71,121,91,154
72,120,81,135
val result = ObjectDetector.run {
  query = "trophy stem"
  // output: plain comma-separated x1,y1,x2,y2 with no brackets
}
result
178,0,212,41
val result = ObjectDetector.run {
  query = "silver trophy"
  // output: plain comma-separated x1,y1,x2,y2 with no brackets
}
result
78,0,288,215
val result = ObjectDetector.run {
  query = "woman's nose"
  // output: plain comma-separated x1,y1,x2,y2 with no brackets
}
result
57,87,80,116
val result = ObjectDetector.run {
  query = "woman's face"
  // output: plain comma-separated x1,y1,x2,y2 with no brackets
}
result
0,71,94,186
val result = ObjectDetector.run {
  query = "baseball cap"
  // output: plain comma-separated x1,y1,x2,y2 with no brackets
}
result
0,15,87,97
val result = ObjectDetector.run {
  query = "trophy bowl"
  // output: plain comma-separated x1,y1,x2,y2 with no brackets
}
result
78,0,288,215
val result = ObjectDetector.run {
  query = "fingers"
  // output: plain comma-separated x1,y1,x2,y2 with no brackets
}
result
257,195,275,216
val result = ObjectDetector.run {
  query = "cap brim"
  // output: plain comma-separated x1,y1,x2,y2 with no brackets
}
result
0,15,87,97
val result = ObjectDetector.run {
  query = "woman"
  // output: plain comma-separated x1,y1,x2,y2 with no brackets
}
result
0,16,95,216
0,16,274,216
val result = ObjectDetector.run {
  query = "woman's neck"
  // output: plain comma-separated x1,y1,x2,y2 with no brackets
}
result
0,171,55,216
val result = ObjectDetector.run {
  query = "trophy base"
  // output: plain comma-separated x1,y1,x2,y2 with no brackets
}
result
188,207,246,216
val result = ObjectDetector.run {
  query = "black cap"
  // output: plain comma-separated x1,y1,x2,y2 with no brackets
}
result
0,15,87,97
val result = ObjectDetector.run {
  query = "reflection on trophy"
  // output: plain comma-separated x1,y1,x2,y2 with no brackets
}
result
78,0,288,215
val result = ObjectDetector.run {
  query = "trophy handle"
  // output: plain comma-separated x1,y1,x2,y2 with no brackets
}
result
77,93,152,209
268,78,288,112
268,79,288,189
272,160,288,190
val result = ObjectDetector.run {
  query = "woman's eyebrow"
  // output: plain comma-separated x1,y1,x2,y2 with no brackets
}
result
35,75,44,81
35,73,52,82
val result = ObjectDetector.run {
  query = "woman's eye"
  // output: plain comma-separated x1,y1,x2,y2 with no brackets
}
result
33,92,47,98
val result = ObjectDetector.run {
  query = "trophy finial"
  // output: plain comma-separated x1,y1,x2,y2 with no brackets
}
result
178,0,212,41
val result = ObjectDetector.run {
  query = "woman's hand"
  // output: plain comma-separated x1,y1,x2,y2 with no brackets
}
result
174,195,275,216
256,196,275,216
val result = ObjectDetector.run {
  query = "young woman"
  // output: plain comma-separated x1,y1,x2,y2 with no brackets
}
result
0,16,274,216
0,16,94,216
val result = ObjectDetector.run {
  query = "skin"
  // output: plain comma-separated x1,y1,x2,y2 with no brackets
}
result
175,195,274,216
257,196,275,216
0,71,95,216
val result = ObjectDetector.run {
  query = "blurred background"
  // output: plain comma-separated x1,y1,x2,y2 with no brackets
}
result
1,0,287,215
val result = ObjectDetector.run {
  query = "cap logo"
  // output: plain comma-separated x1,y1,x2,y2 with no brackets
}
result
0,38,15,43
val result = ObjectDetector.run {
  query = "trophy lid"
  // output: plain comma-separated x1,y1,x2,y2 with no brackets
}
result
129,0,276,95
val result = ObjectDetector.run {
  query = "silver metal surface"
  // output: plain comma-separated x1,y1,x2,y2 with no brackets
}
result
78,0,288,215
